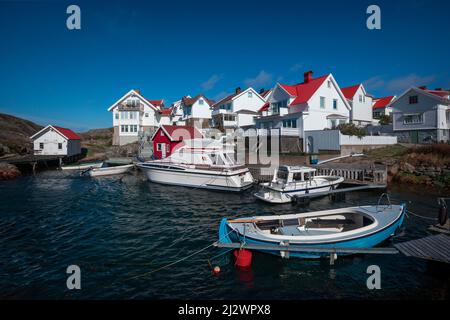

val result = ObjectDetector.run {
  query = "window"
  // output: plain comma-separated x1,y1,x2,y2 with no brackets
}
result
327,80,331,88
403,113,423,124
132,125,138,132
145,113,149,117
270,99,288,114
282,119,297,128
359,95,363,102
115,113,119,120
156,143,163,151
409,95,418,104
198,99,204,105
333,99,338,110
39,143,44,149
160,130,164,136
248,92,253,98
58,143,62,150
320,97,326,108
330,119,337,129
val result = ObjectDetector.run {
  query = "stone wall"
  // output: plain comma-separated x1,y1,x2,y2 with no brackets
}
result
280,136,303,153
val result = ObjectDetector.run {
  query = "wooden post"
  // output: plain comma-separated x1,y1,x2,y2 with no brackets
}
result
32,162,37,175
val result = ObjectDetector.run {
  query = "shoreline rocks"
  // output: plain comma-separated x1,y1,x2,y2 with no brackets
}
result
0,163,21,180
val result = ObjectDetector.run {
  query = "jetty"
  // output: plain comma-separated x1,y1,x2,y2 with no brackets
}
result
394,234,450,264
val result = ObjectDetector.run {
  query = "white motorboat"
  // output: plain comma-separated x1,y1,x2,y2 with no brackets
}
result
86,164,134,177
254,166,344,203
60,161,104,171
136,139,254,192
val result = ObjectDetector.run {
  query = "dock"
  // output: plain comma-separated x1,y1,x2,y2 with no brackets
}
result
394,234,450,264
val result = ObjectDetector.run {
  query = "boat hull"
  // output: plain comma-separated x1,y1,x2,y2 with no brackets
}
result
218,205,406,259
137,163,254,192
88,164,134,177
61,162,104,170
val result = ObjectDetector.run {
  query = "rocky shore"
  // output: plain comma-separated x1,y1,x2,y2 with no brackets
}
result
0,163,21,180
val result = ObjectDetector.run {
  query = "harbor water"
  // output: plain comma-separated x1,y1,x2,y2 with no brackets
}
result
0,170,448,299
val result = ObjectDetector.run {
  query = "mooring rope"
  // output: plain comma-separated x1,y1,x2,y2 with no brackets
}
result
405,209,437,221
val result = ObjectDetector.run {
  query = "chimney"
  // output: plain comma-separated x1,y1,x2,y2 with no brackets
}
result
134,89,141,95
304,71,313,83
235,87,241,94
418,86,427,90
259,88,265,94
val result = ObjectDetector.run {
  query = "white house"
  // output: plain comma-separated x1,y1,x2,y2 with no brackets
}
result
169,96,189,125
341,84,373,126
391,86,450,143
372,96,396,118
180,94,215,128
211,87,266,130
31,125,81,156
108,89,171,145
255,71,351,146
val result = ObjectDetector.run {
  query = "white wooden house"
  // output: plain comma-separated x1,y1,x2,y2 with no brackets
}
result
341,84,374,126
108,89,171,145
180,94,215,128
211,87,266,130
30,125,81,156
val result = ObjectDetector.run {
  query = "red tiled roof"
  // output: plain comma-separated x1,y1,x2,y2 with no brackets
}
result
341,84,361,100
372,96,395,110
159,108,172,115
53,126,81,140
146,99,163,107
156,125,203,141
258,102,269,112
260,89,272,98
279,75,329,106
424,89,450,98
182,94,215,107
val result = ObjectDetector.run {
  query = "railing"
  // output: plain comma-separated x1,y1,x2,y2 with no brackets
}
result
340,135,397,145
243,128,301,137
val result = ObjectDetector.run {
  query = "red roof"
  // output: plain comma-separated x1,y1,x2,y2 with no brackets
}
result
372,96,395,110
182,94,215,107
53,126,81,140
258,102,269,112
146,99,163,107
279,75,329,106
424,89,450,98
153,125,203,141
341,84,361,100
159,108,172,115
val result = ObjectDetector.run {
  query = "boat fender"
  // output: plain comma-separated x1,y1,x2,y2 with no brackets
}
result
438,202,448,226
213,266,221,275
233,249,252,268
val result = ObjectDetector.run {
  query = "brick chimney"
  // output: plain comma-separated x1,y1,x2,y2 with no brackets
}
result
235,87,241,94
134,89,141,95
418,86,427,90
304,71,313,83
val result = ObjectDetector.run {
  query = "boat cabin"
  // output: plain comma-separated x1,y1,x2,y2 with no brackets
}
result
273,166,316,184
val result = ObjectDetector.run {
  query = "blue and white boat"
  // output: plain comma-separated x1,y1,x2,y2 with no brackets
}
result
218,203,406,259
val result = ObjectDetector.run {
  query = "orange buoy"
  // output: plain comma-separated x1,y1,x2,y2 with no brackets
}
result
213,266,221,275
233,249,252,268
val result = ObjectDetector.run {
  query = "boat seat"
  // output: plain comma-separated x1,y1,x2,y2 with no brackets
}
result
306,218,355,229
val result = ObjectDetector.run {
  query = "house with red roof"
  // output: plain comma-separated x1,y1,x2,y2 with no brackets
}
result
180,94,215,128
107,89,171,145
255,71,351,151
372,96,396,118
391,86,450,143
150,125,203,159
211,87,266,131
168,96,190,126
30,125,81,156
341,84,374,126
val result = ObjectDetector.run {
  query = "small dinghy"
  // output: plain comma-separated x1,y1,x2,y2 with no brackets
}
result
85,164,134,177
218,203,406,259
254,166,344,204
61,161,104,171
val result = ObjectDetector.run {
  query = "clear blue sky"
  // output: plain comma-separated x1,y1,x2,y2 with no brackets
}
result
0,0,449,131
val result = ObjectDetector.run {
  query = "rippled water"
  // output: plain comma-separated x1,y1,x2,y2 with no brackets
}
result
0,169,448,299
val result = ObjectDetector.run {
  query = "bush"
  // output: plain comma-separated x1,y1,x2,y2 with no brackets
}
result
337,123,366,138
378,115,392,125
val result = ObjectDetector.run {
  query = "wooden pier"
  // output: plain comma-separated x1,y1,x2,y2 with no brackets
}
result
394,234,450,264
316,162,387,185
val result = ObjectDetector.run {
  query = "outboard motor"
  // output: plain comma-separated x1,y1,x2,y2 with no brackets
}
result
437,198,448,226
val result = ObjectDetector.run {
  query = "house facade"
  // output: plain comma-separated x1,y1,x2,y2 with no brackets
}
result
211,87,266,131
151,125,203,159
180,94,214,128
31,125,81,156
169,97,188,126
372,96,396,118
341,84,373,126
108,89,171,145
392,86,450,143
255,71,351,143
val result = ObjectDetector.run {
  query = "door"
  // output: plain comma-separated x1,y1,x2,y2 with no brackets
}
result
410,131,419,144
307,136,314,153
161,143,166,158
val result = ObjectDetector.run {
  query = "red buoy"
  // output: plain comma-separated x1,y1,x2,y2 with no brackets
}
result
233,249,252,268
213,266,221,275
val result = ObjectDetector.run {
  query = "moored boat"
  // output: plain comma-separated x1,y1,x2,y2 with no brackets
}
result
136,139,254,192
86,164,134,177
254,166,344,203
61,161,104,171
218,203,406,259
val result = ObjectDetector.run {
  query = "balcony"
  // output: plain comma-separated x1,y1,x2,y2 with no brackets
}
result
212,108,234,116
117,103,142,112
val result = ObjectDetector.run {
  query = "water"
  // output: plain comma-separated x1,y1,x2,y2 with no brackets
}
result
0,170,448,299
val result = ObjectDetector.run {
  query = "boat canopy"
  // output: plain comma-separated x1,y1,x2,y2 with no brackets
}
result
275,166,317,183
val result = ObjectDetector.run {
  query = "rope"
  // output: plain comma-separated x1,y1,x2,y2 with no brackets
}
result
406,209,437,221
125,228,235,281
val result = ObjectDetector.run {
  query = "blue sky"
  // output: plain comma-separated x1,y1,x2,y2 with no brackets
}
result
0,0,449,131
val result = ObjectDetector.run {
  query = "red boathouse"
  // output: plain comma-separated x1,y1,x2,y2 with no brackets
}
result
150,125,203,159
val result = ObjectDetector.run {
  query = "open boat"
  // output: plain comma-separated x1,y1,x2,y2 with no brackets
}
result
218,203,406,259
136,139,254,192
61,161,104,171
254,166,344,203
85,164,134,177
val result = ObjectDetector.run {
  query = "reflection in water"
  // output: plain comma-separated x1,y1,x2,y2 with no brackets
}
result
0,170,448,299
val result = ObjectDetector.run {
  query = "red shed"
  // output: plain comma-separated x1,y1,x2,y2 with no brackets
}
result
151,125,203,159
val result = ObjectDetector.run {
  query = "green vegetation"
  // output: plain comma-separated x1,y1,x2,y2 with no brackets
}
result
337,123,366,138
378,115,392,125
365,144,408,158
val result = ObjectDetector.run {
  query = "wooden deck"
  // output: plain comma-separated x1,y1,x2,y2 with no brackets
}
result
394,234,450,264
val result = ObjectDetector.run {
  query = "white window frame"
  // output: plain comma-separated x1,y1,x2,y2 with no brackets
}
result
320,97,326,109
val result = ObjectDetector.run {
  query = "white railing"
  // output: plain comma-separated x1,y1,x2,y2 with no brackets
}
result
340,135,397,145
243,128,301,137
